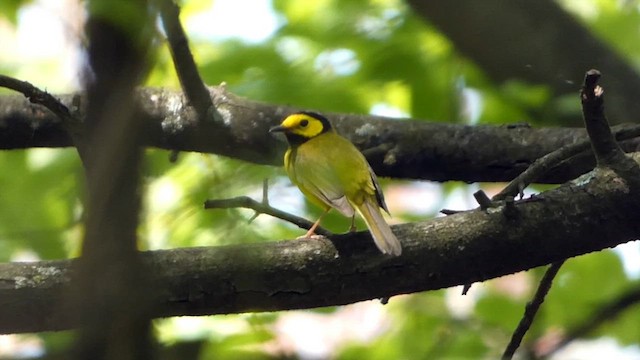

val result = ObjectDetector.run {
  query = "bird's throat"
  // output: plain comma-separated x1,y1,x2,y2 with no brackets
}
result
285,132,311,147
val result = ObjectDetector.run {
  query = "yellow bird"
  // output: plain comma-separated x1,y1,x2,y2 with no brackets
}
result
270,112,402,256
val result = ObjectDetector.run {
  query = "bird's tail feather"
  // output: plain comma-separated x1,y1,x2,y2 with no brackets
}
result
356,197,402,256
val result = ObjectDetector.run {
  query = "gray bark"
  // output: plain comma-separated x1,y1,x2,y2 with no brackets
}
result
2,87,639,183
2,155,639,333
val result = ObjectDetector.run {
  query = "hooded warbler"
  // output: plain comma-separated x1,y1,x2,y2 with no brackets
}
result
269,112,402,256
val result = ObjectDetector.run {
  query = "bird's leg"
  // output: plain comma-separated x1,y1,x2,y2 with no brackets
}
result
303,208,329,238
349,215,357,233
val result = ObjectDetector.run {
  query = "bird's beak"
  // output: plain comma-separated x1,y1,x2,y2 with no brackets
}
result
269,125,287,133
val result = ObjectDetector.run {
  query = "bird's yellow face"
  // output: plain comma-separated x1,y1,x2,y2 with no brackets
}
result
279,113,326,138
270,112,333,145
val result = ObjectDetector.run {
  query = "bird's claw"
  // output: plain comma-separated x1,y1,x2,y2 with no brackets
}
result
297,234,327,240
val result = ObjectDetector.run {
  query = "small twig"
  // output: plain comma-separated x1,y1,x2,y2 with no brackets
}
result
493,141,588,201
261,178,269,205
440,209,463,215
461,190,498,295
169,150,180,163
0,74,79,129
502,260,566,360
0,74,86,160
248,179,270,223
461,284,472,296
493,124,640,202
157,0,219,121
473,190,494,210
540,285,640,358
204,196,332,236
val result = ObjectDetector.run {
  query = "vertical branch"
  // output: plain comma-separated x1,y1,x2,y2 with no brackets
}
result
580,69,625,166
73,1,155,359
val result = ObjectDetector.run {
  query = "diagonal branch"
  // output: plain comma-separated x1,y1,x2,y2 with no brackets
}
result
492,124,640,201
502,261,565,360
157,0,218,121
0,75,74,124
0,75,84,149
540,285,640,358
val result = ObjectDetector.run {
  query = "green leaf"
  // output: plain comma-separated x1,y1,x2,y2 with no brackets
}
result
475,291,527,331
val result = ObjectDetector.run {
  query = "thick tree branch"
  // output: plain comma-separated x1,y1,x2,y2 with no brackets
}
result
3,88,640,183
2,154,640,334
407,0,640,126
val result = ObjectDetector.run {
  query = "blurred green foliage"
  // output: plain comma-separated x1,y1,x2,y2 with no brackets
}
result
0,0,32,24
2,0,640,358
0,149,79,261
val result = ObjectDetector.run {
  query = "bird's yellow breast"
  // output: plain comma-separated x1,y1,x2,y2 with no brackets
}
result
285,131,375,211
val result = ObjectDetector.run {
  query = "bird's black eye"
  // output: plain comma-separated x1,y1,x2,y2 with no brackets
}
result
300,119,309,127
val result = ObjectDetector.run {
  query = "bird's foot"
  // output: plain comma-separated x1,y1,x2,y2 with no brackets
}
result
348,216,357,233
296,234,327,240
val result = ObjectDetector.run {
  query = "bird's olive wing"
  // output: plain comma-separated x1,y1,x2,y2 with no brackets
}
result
367,163,390,214
288,147,355,217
